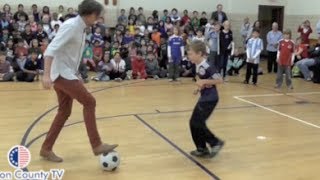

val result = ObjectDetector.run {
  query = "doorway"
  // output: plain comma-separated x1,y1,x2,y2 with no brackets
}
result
258,5,284,55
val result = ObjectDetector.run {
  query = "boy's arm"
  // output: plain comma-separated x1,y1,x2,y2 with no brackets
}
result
197,73,223,89
253,39,263,59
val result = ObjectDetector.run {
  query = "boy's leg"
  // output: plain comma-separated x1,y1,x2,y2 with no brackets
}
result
245,63,252,83
16,71,25,81
285,66,293,88
2,72,14,81
276,65,284,87
174,63,180,80
25,73,36,82
189,101,220,156
168,62,174,80
252,64,259,84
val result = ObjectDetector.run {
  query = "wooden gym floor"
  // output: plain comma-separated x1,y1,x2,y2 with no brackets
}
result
0,62,320,180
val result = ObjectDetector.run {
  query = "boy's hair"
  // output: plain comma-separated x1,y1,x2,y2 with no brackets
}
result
0,50,7,56
17,38,24,43
252,28,260,34
163,9,168,13
283,29,292,38
188,40,206,56
202,11,207,15
193,11,198,14
78,0,103,16
138,7,143,11
172,8,178,12
137,50,143,56
18,4,24,8
121,9,125,12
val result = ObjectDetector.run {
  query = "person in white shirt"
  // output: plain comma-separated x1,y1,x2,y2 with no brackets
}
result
240,17,250,47
50,12,62,28
41,0,118,163
110,52,126,81
317,19,320,37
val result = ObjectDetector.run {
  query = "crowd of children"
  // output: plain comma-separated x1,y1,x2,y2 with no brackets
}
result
0,3,319,88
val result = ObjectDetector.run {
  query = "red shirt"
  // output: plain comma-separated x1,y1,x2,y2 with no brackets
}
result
15,47,28,56
298,26,312,44
181,15,190,26
296,43,309,59
132,56,147,78
93,47,103,57
279,39,295,66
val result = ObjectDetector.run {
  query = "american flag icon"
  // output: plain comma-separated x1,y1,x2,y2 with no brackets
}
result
8,145,31,169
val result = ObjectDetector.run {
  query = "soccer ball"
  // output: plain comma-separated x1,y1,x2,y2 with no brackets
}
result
99,151,120,171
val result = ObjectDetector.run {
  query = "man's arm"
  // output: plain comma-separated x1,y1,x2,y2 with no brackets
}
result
42,56,53,89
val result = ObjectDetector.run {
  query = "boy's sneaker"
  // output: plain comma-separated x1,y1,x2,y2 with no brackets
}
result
168,79,174,82
208,140,225,158
153,75,159,80
114,78,122,82
252,83,257,86
274,85,281,89
176,78,181,81
288,85,294,90
243,80,249,84
190,148,210,158
91,77,99,81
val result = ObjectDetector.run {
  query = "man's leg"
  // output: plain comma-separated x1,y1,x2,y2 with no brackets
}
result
40,82,73,162
50,77,117,155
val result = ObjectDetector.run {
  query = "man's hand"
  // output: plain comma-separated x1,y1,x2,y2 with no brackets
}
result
42,74,52,89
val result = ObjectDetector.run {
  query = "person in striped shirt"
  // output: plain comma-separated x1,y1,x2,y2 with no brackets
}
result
244,29,263,85
275,29,295,89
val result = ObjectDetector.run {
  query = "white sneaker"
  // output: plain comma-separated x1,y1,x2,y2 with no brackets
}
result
154,75,159,80
168,79,173,82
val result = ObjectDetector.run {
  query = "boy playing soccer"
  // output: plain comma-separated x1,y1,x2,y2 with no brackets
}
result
187,40,224,158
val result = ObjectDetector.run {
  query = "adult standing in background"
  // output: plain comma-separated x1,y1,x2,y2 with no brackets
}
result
211,4,228,24
246,20,261,41
266,22,282,73
316,19,320,37
240,17,250,48
298,20,312,44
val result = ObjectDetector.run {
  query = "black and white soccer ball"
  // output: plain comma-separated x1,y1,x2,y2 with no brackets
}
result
99,151,120,171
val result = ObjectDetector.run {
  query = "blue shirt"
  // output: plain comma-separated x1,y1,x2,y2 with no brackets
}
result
207,30,220,53
266,30,282,52
168,35,184,63
196,60,220,102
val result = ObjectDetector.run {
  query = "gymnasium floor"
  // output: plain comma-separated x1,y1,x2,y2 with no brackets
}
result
1,62,320,180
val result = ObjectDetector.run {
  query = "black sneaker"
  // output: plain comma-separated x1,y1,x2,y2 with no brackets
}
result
208,140,225,158
190,148,210,158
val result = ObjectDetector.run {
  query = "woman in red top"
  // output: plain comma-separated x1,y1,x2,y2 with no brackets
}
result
294,37,309,63
297,20,313,44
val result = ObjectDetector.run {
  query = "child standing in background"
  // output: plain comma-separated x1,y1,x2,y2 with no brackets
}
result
168,27,185,82
244,29,263,85
275,29,295,89
207,23,221,68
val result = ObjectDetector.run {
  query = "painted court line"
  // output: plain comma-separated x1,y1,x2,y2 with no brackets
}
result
234,96,320,129
236,91,320,98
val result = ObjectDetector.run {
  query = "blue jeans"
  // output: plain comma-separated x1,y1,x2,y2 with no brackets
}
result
296,58,315,80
